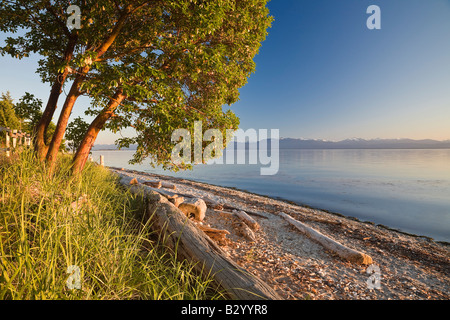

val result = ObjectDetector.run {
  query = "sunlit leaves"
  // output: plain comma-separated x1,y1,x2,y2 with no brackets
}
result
2,0,272,171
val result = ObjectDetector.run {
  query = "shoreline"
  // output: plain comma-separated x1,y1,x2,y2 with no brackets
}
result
109,166,448,245
110,166,450,300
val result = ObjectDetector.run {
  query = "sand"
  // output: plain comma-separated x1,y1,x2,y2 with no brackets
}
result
110,167,450,300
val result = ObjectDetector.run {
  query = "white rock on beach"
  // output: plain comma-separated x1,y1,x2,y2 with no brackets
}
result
178,198,207,221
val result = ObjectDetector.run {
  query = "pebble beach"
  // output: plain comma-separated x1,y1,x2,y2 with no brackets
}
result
111,167,450,300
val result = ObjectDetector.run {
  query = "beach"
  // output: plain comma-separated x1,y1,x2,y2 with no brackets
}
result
111,167,450,300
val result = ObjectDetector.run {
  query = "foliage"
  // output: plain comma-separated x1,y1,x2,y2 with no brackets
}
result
66,117,90,153
1,0,273,172
0,91,66,150
0,150,223,299
86,0,273,170
0,92,20,130
14,92,43,133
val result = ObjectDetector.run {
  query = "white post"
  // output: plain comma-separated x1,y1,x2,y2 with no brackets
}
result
5,130,10,157
100,155,104,167
12,130,17,149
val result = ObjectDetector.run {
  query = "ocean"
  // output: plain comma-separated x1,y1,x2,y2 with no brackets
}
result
91,148,450,242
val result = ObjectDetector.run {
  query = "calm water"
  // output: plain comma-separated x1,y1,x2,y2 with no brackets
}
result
92,149,450,242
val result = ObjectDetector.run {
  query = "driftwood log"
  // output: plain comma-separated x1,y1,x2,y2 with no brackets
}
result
233,210,260,231
218,204,269,220
143,180,162,189
197,225,230,245
197,225,231,236
110,169,269,219
213,210,257,241
279,212,373,265
167,195,185,207
143,180,176,190
235,221,256,242
117,173,281,300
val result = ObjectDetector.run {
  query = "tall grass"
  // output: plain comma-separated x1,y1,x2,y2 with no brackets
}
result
0,149,222,300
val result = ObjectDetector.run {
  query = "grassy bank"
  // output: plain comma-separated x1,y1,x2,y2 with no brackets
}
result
0,150,222,300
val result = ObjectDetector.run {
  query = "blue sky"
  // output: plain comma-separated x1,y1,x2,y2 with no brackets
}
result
1,0,450,144
233,0,450,141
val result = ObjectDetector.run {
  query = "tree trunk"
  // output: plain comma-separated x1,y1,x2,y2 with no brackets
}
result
35,36,77,161
45,75,83,175
71,90,126,175
45,10,133,175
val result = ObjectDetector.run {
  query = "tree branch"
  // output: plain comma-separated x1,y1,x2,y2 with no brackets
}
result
45,1,72,37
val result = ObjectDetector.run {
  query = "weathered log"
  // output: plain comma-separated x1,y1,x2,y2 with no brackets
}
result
121,173,257,241
197,225,231,236
116,172,281,300
279,212,372,265
124,176,191,199
219,203,269,219
233,210,260,231
213,210,256,241
214,209,235,217
143,180,162,189
167,195,185,207
238,222,256,242
112,169,269,219
143,180,176,190
197,225,231,244
178,197,207,221
161,182,176,190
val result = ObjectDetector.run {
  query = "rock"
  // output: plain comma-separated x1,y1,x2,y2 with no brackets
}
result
178,198,207,221
130,178,139,185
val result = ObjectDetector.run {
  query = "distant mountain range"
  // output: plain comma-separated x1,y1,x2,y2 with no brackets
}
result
271,138,450,149
92,138,450,150
92,144,137,150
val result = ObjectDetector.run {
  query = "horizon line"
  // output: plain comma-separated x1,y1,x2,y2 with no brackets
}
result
93,137,450,146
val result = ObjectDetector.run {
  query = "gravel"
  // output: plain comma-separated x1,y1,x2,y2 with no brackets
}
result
112,168,450,300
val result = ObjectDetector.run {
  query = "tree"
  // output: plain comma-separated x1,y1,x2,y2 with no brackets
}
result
0,92,20,130
0,0,135,163
0,92,67,151
1,0,273,176
13,92,66,150
0,1,80,160
65,116,90,153
14,92,42,133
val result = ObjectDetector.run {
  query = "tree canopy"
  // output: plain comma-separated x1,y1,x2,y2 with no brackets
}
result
0,92,66,150
0,0,273,175
14,92,43,132
66,116,89,153
0,92,20,130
